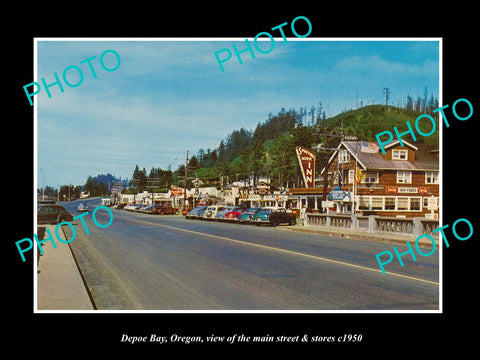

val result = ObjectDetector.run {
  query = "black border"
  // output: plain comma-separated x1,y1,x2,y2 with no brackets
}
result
7,5,478,353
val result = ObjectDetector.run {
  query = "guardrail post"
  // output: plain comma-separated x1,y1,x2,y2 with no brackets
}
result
351,214,357,230
413,217,422,237
368,215,376,233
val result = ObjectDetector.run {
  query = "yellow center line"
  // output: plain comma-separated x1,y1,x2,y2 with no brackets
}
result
129,218,439,286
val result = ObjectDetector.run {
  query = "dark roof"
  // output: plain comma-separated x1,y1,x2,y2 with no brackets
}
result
340,141,439,171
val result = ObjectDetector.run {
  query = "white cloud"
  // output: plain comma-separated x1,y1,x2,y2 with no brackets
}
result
335,54,438,76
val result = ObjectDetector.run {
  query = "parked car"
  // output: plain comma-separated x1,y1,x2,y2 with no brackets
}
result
214,206,242,220
77,203,88,212
136,205,151,212
223,207,244,220
141,204,157,214
114,203,127,210
268,208,296,226
125,204,143,211
236,207,261,223
139,204,155,213
38,204,73,224
185,205,208,219
202,205,226,220
251,207,278,225
152,202,178,215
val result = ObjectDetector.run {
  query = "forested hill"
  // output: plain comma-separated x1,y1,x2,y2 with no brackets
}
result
185,104,439,187
125,104,440,190
323,105,439,145
197,104,439,166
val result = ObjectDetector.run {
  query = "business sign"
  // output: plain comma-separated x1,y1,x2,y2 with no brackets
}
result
170,187,184,196
296,146,316,188
427,196,438,210
328,186,351,201
386,187,430,194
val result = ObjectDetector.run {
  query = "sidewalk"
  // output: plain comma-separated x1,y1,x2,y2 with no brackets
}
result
280,223,438,248
36,225,95,310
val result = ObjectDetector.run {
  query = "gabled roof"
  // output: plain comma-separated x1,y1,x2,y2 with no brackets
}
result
326,140,439,172
383,139,418,151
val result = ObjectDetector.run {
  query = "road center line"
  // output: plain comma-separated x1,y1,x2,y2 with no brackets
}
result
129,218,439,286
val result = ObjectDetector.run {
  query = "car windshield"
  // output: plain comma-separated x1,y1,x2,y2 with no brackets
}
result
259,209,272,214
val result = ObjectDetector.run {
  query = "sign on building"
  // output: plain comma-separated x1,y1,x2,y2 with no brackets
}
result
296,146,316,188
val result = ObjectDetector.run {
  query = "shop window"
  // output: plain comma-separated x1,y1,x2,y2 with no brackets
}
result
410,197,421,211
423,197,438,208
397,197,408,210
371,197,383,210
385,197,395,210
358,196,370,210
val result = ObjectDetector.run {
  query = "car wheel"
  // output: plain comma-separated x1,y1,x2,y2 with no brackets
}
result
289,219,296,226
271,221,278,227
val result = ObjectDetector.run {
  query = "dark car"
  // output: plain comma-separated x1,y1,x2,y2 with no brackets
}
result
152,202,179,215
268,208,296,226
37,204,74,224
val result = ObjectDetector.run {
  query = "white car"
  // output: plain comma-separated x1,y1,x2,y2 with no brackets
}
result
202,205,226,220
125,204,143,211
77,203,88,212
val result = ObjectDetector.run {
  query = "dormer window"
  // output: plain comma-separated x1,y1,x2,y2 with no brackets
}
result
392,149,408,160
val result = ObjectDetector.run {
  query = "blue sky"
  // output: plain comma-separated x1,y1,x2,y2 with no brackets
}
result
35,38,440,188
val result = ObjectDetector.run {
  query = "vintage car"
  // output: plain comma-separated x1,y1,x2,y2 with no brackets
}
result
251,207,277,224
37,204,74,224
77,202,88,212
202,205,226,220
214,206,243,220
124,204,143,211
251,207,296,226
223,207,244,220
268,208,296,226
185,205,208,219
152,202,179,215
236,207,261,223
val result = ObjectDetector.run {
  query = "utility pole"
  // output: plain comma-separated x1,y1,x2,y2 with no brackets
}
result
183,150,189,210
312,123,345,207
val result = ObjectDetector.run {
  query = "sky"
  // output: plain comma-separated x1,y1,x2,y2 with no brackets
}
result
35,38,440,188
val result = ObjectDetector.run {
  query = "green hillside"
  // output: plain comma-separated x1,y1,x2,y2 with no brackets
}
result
323,105,439,145
126,104,440,190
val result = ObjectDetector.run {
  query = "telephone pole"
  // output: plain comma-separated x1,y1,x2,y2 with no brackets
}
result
312,123,345,204
183,150,189,210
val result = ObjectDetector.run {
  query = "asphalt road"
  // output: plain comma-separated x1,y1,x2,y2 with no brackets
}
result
62,198,439,311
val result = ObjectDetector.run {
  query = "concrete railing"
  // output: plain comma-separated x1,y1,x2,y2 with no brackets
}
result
304,213,439,237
